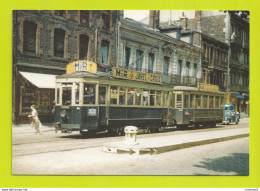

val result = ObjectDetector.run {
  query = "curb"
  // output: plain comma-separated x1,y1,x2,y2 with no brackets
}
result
102,132,249,155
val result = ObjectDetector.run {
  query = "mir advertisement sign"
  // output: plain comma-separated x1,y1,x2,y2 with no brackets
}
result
113,67,162,84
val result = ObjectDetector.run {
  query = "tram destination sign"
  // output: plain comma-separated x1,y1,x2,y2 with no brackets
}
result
66,60,97,74
113,67,162,84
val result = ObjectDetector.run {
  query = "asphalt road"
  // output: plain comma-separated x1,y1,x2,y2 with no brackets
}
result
12,118,249,175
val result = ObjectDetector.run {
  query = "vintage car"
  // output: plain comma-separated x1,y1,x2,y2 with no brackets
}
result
223,104,239,125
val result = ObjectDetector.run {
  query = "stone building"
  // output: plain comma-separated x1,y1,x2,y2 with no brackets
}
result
13,10,120,124
118,11,202,87
160,10,249,116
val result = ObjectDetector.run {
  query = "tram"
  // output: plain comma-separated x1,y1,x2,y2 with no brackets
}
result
54,60,225,135
172,86,225,128
54,60,172,135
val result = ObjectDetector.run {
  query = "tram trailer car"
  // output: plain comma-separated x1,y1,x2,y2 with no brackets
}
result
172,86,225,128
54,63,173,136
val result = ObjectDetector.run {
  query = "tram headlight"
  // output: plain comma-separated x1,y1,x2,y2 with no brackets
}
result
60,110,66,118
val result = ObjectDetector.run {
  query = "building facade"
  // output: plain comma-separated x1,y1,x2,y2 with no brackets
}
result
118,11,202,87
160,10,249,116
13,10,120,124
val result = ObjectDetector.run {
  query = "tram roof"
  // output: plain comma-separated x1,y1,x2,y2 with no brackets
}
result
56,71,112,79
174,86,225,94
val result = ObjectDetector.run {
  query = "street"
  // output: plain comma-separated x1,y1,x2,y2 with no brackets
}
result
12,118,249,175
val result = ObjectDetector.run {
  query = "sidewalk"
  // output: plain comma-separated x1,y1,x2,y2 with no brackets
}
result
12,123,54,133
103,127,249,155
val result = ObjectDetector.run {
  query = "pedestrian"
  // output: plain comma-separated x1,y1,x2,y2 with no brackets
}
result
28,105,42,135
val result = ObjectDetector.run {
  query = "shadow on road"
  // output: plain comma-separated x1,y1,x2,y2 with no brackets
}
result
194,153,249,175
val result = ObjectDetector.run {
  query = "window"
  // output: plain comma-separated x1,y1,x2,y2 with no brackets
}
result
119,87,126,105
79,34,89,59
193,64,197,77
83,84,96,104
163,57,170,75
209,96,214,108
62,85,72,106
80,10,90,24
101,40,109,64
163,92,168,107
74,83,80,105
101,11,110,30
215,96,219,108
99,86,107,105
184,94,189,108
124,47,131,68
186,62,190,76
178,60,182,75
148,53,154,73
135,88,142,106
190,94,194,108
220,97,224,107
23,21,37,53
127,87,134,105
202,95,208,108
136,50,143,71
195,95,201,109
156,91,162,106
176,94,182,108
142,90,149,106
54,28,65,57
150,90,155,106
54,10,66,17
110,86,118,105
171,93,175,108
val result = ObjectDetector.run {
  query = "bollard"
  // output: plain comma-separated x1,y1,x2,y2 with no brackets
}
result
124,126,138,145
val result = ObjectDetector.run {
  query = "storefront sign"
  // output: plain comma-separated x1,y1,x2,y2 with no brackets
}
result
66,60,97,74
113,67,162,84
198,83,219,91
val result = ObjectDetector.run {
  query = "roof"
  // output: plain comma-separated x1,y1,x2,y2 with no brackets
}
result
56,71,111,79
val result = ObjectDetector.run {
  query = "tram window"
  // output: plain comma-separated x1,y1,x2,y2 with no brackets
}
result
209,96,214,108
190,94,194,108
99,86,107,105
143,90,149,106
110,86,118,105
215,96,220,108
220,97,224,107
62,88,72,105
127,87,134,105
135,88,142,106
150,90,155,106
163,92,168,107
202,95,208,108
74,83,80,105
156,91,162,106
176,94,182,108
83,84,95,104
195,95,201,108
184,95,189,108
119,87,126,105
171,93,175,108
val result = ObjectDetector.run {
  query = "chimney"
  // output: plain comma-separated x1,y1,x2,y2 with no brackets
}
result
149,10,160,29
180,12,188,30
194,10,201,32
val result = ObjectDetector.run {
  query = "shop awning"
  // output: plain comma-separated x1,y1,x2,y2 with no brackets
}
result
231,93,245,98
19,71,56,89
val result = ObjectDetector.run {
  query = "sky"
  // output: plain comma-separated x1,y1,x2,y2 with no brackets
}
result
124,10,150,21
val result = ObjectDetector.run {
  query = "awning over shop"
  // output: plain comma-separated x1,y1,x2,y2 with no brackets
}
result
19,71,56,89
231,93,245,98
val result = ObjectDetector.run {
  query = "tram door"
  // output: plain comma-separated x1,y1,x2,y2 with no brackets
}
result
98,86,108,128
167,92,174,126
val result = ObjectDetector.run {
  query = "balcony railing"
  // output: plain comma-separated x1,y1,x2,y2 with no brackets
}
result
202,56,227,70
229,83,249,92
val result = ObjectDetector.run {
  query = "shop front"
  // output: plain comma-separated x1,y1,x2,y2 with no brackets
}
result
227,91,249,117
14,71,56,124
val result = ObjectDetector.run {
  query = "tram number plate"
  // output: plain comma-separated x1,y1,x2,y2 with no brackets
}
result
88,107,97,116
